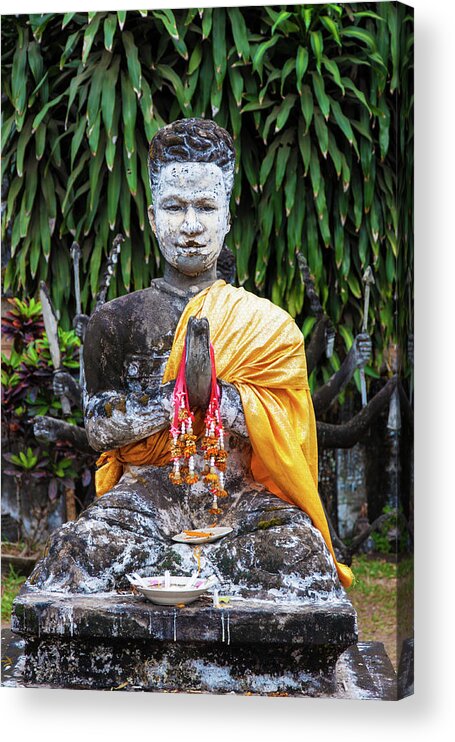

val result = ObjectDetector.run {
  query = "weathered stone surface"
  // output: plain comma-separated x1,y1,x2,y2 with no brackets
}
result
12,586,357,695
12,588,356,646
2,626,397,699
28,439,345,602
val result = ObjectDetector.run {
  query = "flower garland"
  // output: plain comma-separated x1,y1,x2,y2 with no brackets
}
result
169,341,228,515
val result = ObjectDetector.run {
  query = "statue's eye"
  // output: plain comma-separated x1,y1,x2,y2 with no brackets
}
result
199,204,217,212
164,204,181,212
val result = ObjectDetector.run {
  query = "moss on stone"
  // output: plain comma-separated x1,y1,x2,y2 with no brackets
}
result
104,402,113,418
257,518,284,530
157,550,183,571
114,397,126,413
138,394,149,406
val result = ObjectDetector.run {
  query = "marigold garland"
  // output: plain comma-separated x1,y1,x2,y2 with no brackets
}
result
169,336,228,516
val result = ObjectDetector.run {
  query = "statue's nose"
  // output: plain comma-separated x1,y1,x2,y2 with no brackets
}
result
180,206,204,235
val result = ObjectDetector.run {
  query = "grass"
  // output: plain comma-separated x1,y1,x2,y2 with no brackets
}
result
348,554,414,671
1,565,27,623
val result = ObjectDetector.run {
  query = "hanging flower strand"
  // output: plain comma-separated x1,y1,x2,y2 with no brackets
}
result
169,339,228,515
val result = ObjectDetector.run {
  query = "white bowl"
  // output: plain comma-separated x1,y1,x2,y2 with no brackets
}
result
128,575,217,606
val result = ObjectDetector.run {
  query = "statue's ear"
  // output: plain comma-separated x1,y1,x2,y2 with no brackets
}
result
148,204,156,235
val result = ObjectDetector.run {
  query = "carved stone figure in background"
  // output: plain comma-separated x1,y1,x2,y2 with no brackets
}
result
30,118,354,597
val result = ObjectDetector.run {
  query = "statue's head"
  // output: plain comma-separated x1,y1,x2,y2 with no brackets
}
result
148,118,236,278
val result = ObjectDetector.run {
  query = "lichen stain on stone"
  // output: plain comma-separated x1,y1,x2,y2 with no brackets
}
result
138,394,149,406
114,397,127,414
257,518,284,530
104,402,113,417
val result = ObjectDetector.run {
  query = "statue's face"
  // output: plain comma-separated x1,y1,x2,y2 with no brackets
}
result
149,162,230,277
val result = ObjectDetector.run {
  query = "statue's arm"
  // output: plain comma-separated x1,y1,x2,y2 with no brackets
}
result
312,333,372,417
84,383,175,452
305,317,331,375
218,380,249,438
316,376,397,448
83,310,173,452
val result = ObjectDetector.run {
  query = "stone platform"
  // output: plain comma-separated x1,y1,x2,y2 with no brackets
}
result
8,586,395,698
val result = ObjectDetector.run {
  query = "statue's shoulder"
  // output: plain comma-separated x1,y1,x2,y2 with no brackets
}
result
86,286,160,333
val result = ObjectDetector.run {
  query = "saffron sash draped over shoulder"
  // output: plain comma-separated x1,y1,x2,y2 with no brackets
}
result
95,280,353,588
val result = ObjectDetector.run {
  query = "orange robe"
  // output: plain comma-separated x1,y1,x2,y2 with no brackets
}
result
95,280,353,588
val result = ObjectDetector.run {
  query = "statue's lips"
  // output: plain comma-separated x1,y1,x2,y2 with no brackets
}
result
175,243,207,254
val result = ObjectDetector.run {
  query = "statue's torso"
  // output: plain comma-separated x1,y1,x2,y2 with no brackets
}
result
84,279,198,395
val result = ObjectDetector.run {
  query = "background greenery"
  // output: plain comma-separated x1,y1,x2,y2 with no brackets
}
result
1,3,414,389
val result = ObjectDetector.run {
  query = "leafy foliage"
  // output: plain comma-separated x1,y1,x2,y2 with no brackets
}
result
1,4,413,383
1,298,95,505
1,565,27,622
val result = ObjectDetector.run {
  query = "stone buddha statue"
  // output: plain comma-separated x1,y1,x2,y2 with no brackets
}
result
29,118,352,599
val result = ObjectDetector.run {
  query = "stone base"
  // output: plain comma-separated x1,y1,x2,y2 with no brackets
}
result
8,586,402,699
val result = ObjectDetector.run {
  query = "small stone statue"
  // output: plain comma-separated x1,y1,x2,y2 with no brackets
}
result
30,119,353,598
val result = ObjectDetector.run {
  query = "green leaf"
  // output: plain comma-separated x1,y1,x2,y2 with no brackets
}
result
330,99,358,154
16,118,33,177
378,94,391,160
295,47,308,95
314,110,329,158
31,93,65,133
298,118,311,175
202,8,213,39
139,78,158,142
107,154,122,230
327,131,342,177
101,55,121,136
104,14,117,52
28,41,44,83
6,177,24,226
342,77,372,114
122,30,142,95
227,7,250,61
156,8,180,38
275,94,297,133
157,64,186,112
252,35,279,76
310,31,323,71
320,15,341,45
271,11,292,34
62,13,76,29
82,16,103,63
121,71,137,158
311,72,330,119
322,56,344,93
119,176,131,238
309,145,321,198
212,8,227,87
188,42,203,75
275,143,292,190
300,85,314,131
12,35,28,116
123,143,137,197
284,148,298,216
341,27,378,52
117,11,127,31
35,122,46,161
280,58,295,97
88,111,101,155
87,51,111,129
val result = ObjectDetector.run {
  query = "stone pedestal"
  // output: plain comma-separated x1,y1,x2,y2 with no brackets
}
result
12,586,360,696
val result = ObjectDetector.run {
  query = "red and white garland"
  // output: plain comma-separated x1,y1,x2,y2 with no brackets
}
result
169,341,228,516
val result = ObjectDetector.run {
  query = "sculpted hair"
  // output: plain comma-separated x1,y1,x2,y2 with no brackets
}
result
148,118,236,199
